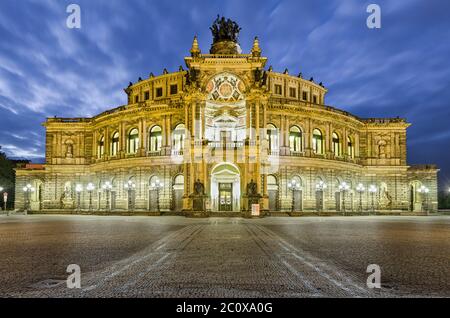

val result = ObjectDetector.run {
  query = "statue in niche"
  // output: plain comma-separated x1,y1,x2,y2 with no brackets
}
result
378,140,387,159
185,68,199,86
194,179,205,195
66,143,74,158
254,68,262,83
379,184,393,209
60,182,74,209
247,179,258,196
64,182,73,200
261,70,268,86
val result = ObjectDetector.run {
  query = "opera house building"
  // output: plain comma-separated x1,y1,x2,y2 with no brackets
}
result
15,18,438,216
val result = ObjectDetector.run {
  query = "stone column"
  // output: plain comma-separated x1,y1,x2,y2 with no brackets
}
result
343,128,348,158
168,115,172,154
161,115,167,148
105,126,110,157
255,100,261,195
326,122,332,158
246,103,251,140
92,130,97,160
305,119,312,156
119,122,125,158
142,120,147,155
138,118,145,156
279,114,284,151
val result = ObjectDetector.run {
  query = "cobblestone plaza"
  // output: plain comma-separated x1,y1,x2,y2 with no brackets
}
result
0,215,448,298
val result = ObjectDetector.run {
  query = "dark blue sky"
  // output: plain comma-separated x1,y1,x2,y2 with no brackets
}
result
1,0,449,188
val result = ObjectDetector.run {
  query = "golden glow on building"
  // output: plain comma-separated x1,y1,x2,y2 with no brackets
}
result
15,18,438,215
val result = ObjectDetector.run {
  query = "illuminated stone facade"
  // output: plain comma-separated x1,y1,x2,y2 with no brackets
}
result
15,20,438,215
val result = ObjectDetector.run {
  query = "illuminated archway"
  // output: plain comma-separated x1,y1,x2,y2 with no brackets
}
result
210,162,241,212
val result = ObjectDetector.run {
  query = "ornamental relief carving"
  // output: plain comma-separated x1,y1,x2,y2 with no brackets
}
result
310,119,327,128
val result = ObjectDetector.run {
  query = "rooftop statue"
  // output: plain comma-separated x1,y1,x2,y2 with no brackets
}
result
210,15,241,43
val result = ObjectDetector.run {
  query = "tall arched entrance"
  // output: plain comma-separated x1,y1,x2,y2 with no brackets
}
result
172,174,184,211
409,181,423,212
30,179,43,211
210,163,240,212
267,175,279,211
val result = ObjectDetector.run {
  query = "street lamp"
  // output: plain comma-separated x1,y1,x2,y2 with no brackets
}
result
368,184,377,214
22,183,35,213
124,180,136,211
0,186,4,212
287,179,302,212
102,181,113,212
75,184,83,212
446,187,450,210
150,178,164,212
356,183,365,213
86,182,95,212
338,182,350,213
417,185,430,214
315,181,327,212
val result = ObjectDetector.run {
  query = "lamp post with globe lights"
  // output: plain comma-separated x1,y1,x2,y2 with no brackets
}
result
102,181,113,212
417,185,430,214
0,186,4,212
356,183,365,213
75,184,83,213
315,181,327,212
125,180,136,211
0,186,6,214
150,178,164,212
23,183,35,213
368,184,377,214
338,182,350,213
287,179,302,212
86,182,95,212
447,187,450,209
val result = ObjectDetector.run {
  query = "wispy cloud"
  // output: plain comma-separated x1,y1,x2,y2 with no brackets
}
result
0,0,449,183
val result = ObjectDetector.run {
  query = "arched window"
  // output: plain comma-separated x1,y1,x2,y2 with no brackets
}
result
267,124,279,152
172,124,185,152
289,126,303,153
312,129,323,154
128,128,139,154
347,136,354,159
97,136,104,159
111,132,119,156
332,132,341,156
267,175,278,186
149,125,162,152
173,174,184,185
291,175,302,187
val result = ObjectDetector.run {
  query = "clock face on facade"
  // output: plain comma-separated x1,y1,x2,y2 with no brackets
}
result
207,73,245,102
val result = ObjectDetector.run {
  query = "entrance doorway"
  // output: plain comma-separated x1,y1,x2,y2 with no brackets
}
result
30,179,43,211
172,174,184,211
267,175,279,211
210,163,240,212
409,181,423,212
335,191,341,212
219,183,233,211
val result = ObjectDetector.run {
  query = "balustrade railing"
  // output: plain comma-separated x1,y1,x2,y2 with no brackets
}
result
147,150,162,157
207,141,244,149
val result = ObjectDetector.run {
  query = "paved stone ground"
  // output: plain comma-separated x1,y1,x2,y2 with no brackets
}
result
0,215,448,298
